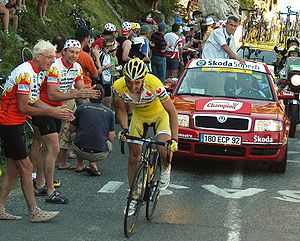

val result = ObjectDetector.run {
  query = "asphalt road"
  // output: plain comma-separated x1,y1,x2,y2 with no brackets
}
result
1,126,300,241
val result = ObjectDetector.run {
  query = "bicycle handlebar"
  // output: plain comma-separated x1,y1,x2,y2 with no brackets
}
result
120,135,172,163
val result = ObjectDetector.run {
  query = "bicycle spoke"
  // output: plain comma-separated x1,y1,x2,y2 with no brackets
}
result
124,162,147,237
146,152,161,220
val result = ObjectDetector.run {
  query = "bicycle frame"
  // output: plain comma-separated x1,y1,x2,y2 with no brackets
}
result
122,135,170,237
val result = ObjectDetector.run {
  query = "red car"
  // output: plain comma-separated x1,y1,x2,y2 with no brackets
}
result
170,59,290,173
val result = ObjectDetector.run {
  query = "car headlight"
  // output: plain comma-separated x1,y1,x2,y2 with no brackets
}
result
291,74,300,86
178,114,190,127
254,120,283,132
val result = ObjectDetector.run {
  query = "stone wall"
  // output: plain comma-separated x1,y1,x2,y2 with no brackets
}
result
200,0,240,20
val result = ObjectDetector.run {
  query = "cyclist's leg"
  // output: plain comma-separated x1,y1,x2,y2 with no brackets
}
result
127,115,145,187
154,111,172,190
154,111,172,168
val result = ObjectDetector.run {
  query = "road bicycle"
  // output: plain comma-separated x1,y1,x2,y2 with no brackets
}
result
69,3,94,34
21,47,33,63
121,135,171,237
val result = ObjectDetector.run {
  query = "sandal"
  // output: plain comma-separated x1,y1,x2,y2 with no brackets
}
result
29,206,59,222
75,165,90,172
0,206,22,220
86,168,101,176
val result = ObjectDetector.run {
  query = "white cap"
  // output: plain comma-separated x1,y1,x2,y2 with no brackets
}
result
183,26,191,32
206,16,215,25
133,37,145,45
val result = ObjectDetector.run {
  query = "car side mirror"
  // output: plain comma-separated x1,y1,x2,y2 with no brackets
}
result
278,90,294,99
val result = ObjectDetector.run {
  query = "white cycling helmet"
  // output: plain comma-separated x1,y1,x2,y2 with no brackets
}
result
104,22,116,32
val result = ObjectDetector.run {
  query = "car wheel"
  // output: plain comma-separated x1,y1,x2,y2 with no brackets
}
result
269,148,287,173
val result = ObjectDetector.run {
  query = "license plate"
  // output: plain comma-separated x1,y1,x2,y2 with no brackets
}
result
200,134,241,145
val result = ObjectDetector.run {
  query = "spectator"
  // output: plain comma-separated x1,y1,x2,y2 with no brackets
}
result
0,1,18,33
70,84,115,176
150,0,160,13
0,40,74,222
132,22,141,37
140,24,152,70
202,15,245,64
52,35,66,58
164,23,183,79
150,22,168,82
38,0,51,24
75,27,101,88
33,39,100,203
129,37,149,63
116,21,133,68
99,36,116,108
93,22,117,50
0,1,10,34
202,16,215,44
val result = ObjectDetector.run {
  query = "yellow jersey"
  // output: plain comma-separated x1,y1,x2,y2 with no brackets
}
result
112,73,170,118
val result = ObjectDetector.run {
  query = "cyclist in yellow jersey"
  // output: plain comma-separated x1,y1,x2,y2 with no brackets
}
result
113,59,178,209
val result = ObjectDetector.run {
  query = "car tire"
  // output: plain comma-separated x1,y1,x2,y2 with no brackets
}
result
269,148,287,173
288,104,298,138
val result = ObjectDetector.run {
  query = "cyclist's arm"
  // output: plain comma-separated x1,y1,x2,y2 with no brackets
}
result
115,99,128,129
161,98,178,140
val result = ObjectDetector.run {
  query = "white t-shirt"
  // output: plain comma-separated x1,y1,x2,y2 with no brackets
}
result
202,28,237,59
99,49,112,84
164,32,182,59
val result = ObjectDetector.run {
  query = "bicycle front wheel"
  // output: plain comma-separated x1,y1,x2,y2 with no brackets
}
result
124,161,147,237
146,152,161,220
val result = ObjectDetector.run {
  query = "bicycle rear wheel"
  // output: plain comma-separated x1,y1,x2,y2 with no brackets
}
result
124,161,147,237
146,152,161,220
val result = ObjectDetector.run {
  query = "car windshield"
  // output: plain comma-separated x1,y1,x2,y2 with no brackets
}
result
176,68,274,101
237,47,277,66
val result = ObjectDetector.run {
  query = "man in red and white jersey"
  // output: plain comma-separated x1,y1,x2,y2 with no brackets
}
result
32,39,100,204
0,40,74,222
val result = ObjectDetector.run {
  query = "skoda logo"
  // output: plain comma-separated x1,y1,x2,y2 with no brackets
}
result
217,115,227,123
196,60,206,67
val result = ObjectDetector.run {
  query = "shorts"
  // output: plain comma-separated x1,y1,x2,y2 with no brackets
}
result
102,83,112,97
59,100,77,149
73,141,112,162
0,124,27,160
166,58,179,71
128,109,171,144
32,116,61,136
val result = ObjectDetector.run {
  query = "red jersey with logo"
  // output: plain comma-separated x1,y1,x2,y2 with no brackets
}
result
40,57,83,107
0,61,47,125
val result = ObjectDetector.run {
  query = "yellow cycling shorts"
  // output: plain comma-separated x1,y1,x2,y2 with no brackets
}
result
128,109,171,144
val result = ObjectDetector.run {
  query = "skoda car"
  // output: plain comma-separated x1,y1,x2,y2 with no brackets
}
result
171,59,290,172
